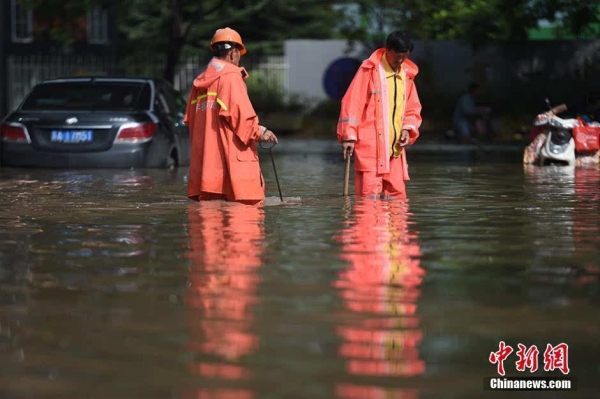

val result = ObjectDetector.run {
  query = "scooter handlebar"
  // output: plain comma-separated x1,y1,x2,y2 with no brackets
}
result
534,115,578,129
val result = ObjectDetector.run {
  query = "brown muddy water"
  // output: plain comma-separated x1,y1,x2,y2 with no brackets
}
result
1,142,599,399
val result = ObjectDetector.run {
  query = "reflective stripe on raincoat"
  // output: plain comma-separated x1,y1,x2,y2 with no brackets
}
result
337,49,422,179
184,58,264,201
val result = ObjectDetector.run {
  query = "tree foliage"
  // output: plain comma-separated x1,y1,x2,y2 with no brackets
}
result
18,0,599,81
117,0,340,82
20,0,339,82
216,1,342,54
337,0,600,50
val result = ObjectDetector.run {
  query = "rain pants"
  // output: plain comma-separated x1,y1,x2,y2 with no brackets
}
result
184,58,265,203
337,49,422,198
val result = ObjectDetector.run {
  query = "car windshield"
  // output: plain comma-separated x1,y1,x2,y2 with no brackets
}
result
20,81,152,111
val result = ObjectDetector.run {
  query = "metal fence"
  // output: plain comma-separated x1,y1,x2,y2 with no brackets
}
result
5,54,289,112
6,55,119,112
250,55,290,93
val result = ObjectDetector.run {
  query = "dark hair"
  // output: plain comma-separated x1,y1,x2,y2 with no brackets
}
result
385,30,414,53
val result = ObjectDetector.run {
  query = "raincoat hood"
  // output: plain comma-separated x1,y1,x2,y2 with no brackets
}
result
363,48,419,79
193,58,249,89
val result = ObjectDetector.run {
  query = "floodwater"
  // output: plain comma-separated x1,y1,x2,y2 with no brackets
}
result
1,141,599,399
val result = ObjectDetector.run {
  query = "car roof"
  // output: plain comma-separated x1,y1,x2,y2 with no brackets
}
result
37,76,162,85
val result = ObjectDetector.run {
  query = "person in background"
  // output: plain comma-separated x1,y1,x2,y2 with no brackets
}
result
337,29,423,200
450,83,492,142
184,27,277,206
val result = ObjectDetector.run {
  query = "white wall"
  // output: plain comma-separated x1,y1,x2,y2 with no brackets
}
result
285,39,364,102
284,39,481,102
284,38,600,110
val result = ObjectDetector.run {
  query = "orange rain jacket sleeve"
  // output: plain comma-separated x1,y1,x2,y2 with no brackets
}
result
337,49,422,179
184,59,264,201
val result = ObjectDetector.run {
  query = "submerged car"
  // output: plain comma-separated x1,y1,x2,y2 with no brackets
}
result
1,77,190,168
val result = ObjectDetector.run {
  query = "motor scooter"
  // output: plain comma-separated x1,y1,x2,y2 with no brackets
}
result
524,99,600,167
536,115,578,167
524,113,578,167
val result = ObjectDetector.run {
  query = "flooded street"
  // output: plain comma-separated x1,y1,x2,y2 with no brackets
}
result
1,141,599,399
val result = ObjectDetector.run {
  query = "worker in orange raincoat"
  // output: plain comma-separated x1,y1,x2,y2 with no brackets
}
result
184,27,278,205
337,30,422,199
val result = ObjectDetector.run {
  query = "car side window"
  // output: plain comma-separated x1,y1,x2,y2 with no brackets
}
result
154,90,170,115
162,81,187,115
136,83,152,110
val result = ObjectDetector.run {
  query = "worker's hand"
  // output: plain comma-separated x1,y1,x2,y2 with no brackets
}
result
260,128,278,143
342,140,355,160
399,129,410,146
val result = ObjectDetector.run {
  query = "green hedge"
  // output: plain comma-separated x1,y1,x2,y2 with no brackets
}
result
246,70,306,114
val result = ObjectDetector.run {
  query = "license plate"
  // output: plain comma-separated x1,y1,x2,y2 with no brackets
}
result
51,130,93,143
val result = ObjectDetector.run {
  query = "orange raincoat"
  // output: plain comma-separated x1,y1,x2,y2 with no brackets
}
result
337,49,422,180
184,58,265,202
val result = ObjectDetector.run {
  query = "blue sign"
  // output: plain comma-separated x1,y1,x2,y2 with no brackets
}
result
323,57,362,101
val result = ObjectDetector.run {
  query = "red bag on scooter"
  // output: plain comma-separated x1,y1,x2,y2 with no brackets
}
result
572,117,600,152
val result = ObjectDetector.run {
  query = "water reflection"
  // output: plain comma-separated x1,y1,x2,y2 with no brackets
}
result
523,166,600,288
573,168,600,287
184,201,264,399
334,199,425,399
0,157,598,398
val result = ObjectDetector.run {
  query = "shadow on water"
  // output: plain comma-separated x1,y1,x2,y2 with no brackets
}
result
0,144,599,398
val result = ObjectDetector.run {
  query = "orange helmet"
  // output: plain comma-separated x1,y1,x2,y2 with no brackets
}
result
210,27,247,55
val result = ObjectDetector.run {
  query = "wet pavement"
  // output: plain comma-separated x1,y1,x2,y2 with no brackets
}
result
1,141,599,398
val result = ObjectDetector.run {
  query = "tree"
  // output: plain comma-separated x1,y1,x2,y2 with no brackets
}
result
335,1,411,50
118,0,268,83
336,0,600,51
118,0,340,83
21,0,340,82
227,1,342,54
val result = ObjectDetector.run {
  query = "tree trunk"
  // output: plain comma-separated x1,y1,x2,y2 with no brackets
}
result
163,0,185,84
164,36,183,84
